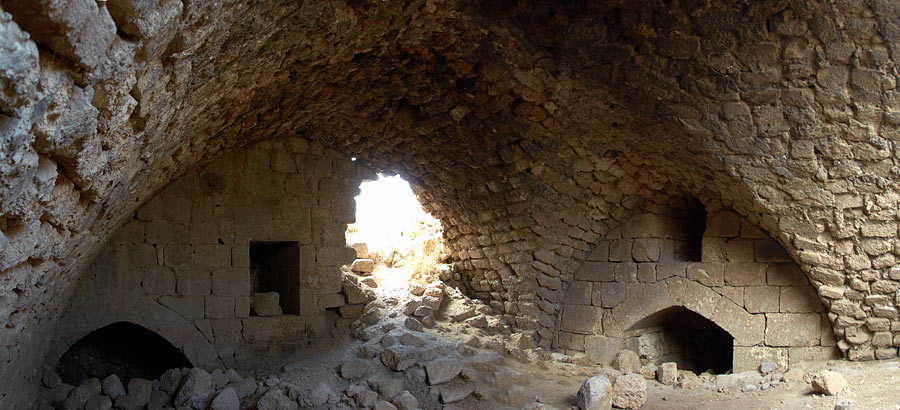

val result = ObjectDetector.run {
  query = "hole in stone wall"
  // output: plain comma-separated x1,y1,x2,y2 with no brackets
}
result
667,196,706,262
250,241,300,315
627,306,733,374
345,174,444,288
56,322,192,386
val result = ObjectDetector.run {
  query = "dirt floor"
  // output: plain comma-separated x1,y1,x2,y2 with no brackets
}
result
263,264,900,410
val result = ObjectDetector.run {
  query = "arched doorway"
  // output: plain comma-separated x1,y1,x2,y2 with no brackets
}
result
628,306,733,374
56,322,192,385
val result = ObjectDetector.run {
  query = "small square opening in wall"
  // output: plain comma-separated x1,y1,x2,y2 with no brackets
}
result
249,241,300,315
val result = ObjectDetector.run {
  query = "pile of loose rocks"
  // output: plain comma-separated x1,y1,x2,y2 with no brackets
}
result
575,348,851,410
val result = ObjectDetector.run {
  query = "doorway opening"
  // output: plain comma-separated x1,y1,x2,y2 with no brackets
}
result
249,241,300,315
628,306,733,374
56,322,192,386
345,173,444,288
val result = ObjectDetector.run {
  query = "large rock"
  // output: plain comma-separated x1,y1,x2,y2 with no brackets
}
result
158,368,184,395
174,368,212,408
657,362,677,385
392,390,419,410
257,389,299,410
84,395,112,410
613,350,640,374
425,359,463,385
340,358,370,379
351,259,376,273
576,375,612,410
611,374,646,410
381,346,419,371
210,387,240,410
254,292,282,316
811,370,847,395
100,374,126,399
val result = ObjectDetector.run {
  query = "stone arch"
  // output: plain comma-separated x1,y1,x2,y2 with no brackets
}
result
49,298,221,373
603,278,762,348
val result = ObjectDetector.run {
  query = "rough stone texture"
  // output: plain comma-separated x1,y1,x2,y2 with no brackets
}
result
3,1,900,406
253,293,282,317
576,375,612,410
811,370,848,396
656,362,677,386
610,374,646,410
562,211,831,371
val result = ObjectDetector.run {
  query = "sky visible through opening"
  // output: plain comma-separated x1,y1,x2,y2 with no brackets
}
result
347,174,438,255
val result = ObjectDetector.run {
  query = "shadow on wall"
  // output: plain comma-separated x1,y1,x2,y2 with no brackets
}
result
56,322,192,386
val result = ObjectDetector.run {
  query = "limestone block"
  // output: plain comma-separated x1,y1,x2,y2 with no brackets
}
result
558,332,586,350
788,346,840,365
159,296,204,319
597,283,625,308
636,264,656,283
623,214,669,238
711,298,764,346
724,263,766,286
211,267,250,297
425,359,462,385
732,346,788,373
257,390,298,410
657,362,677,385
350,258,375,273
195,244,230,268
577,262,615,282
686,263,724,286
613,350,640,374
176,269,211,296
564,281,593,305
744,286,779,313
253,292,281,316
632,239,661,262
609,240,632,262
610,374,646,410
141,266,176,295
210,319,242,345
128,243,157,267
725,239,755,262
701,237,727,262
706,212,742,238
576,375,612,410
242,316,306,343
584,336,623,365
587,242,609,262
204,296,234,319
767,263,807,285
765,313,821,346
810,370,847,395
613,263,637,283
780,286,824,313
318,293,344,309
560,305,602,334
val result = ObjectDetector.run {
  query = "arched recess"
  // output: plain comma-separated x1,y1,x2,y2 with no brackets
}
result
627,306,734,374
48,298,221,375
55,321,192,385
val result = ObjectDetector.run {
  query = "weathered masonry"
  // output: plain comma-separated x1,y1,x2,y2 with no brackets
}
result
4,0,900,408
558,207,837,372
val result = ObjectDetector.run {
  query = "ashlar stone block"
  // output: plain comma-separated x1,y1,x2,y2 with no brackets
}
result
560,305,602,334
765,313,821,347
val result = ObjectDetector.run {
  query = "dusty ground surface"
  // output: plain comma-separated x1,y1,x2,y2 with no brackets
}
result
257,264,900,410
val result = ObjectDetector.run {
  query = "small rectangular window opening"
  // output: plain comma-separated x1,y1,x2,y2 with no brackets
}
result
249,241,300,315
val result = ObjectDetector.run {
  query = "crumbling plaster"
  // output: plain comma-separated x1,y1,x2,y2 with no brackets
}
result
2,0,900,408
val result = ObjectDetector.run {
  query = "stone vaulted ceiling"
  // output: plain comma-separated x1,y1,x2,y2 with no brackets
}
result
2,0,900,407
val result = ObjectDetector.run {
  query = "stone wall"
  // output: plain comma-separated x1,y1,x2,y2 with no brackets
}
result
50,138,366,372
558,209,839,372
5,0,900,407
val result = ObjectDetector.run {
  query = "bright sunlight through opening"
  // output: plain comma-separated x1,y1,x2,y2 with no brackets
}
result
345,174,444,288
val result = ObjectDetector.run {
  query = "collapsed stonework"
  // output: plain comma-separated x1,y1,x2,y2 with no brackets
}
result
4,0,900,408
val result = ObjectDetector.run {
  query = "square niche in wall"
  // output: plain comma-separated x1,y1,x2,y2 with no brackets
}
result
249,241,300,315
